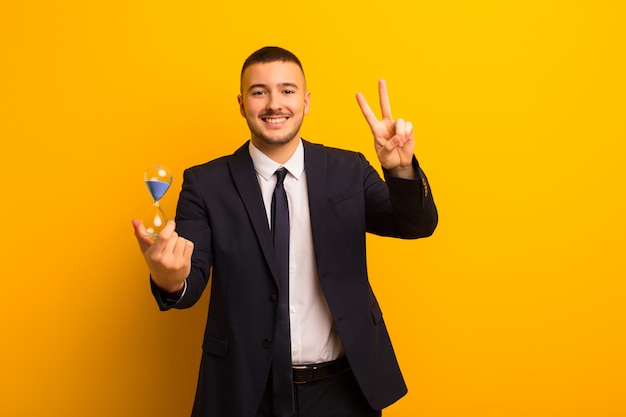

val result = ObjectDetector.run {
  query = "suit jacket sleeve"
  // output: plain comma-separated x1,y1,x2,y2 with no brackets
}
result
365,155,438,239
151,166,214,311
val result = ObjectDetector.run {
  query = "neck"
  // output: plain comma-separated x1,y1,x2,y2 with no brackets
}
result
251,136,300,164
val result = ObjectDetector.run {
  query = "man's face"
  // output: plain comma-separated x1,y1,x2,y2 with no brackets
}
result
238,61,310,150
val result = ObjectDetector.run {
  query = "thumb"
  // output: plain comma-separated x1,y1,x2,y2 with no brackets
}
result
132,219,154,253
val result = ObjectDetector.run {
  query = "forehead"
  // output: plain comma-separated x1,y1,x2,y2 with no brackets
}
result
241,61,306,89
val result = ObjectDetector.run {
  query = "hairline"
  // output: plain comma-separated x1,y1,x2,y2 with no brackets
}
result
239,46,306,93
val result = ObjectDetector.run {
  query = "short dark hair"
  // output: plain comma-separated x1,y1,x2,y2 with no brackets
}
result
240,46,305,81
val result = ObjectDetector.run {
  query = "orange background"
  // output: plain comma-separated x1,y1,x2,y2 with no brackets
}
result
1,1,625,416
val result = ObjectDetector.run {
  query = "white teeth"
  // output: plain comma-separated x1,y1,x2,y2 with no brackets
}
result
265,117,287,124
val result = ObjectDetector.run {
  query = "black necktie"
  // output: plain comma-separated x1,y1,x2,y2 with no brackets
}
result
271,168,294,417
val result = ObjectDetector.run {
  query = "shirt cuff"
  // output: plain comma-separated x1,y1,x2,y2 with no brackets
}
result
163,280,187,304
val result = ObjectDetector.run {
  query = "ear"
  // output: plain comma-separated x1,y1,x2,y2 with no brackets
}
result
303,91,311,115
237,95,245,118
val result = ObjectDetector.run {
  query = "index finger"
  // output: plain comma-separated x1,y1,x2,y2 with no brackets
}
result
378,79,393,121
356,92,378,128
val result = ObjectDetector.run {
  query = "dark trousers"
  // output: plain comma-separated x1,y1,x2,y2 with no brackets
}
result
256,368,382,417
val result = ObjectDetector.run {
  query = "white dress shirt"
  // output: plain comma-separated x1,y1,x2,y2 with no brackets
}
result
249,140,344,365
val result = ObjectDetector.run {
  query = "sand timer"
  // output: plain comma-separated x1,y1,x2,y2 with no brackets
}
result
141,166,172,237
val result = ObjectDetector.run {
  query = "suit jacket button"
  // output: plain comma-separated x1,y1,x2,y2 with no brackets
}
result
262,339,272,348
270,293,278,303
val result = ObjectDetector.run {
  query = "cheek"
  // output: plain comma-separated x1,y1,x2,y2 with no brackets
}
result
287,99,307,115
297,97,310,115
244,100,264,117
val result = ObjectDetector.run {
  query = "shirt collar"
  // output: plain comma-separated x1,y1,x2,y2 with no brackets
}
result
248,139,305,181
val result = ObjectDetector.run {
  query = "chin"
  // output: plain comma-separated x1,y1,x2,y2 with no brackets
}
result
252,127,300,146
248,119,303,148
261,135,298,146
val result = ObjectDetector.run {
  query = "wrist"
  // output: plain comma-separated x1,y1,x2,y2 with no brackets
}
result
151,276,185,295
163,281,185,296
387,164,416,179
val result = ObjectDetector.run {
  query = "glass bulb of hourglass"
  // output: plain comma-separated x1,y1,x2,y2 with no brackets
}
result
141,166,172,237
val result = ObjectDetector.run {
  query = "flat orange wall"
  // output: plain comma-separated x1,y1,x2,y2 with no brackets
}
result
1,1,625,416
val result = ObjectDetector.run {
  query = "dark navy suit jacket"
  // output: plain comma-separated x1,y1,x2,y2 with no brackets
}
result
152,140,438,417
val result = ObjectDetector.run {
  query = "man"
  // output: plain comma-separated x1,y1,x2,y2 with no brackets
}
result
132,46,438,417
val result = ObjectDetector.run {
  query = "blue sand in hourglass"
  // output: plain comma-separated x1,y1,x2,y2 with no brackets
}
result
146,180,170,201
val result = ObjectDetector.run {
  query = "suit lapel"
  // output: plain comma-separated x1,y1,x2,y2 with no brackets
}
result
228,140,330,286
303,140,328,219
303,141,329,275
228,142,280,284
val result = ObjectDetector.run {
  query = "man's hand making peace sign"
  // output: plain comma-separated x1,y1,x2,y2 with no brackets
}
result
356,79,417,179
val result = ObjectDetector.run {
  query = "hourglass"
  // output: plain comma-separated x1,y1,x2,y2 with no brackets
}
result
141,166,172,237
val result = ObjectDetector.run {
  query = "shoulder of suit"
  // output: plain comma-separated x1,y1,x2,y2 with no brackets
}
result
184,155,232,173
303,139,364,160
183,142,249,174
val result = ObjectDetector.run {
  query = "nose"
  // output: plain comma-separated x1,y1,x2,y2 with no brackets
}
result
267,92,281,111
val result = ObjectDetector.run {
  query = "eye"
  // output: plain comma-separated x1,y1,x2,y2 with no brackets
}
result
251,90,266,96
283,89,295,94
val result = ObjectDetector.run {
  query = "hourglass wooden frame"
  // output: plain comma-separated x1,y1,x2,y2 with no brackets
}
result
141,166,172,237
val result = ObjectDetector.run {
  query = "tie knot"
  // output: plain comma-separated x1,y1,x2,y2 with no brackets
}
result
275,168,288,185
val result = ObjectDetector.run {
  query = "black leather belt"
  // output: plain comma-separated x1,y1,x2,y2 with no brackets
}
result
292,356,350,384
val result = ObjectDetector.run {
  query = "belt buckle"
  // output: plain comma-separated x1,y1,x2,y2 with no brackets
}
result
292,364,317,384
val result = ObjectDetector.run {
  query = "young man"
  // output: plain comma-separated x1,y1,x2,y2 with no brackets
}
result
133,46,438,417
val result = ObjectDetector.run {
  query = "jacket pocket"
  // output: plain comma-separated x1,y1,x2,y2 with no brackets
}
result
202,334,229,357
326,189,362,208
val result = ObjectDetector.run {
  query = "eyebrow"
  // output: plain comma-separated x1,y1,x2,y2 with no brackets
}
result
247,82,300,92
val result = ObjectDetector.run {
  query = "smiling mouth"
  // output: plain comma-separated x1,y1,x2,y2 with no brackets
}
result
261,115,290,125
